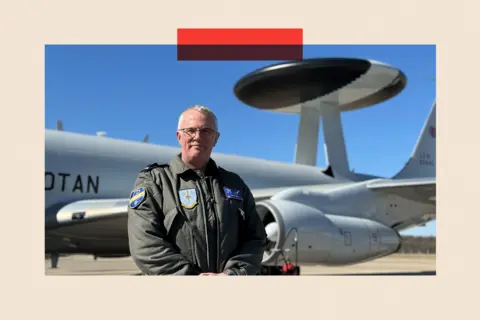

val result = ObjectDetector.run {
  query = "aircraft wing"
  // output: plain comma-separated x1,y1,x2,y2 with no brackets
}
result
251,186,294,202
46,199,129,230
366,177,436,204
46,185,302,233
47,185,288,228
45,199,131,252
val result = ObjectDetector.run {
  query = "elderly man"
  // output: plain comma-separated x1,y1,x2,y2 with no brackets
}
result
127,105,267,275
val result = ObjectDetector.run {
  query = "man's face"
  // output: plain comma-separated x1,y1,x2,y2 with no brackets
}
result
176,109,219,168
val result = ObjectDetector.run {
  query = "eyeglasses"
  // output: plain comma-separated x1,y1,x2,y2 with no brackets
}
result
178,127,216,137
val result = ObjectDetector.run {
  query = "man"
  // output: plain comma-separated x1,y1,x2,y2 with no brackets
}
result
127,105,267,275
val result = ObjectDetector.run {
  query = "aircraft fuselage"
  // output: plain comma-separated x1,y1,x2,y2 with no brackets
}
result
45,129,342,211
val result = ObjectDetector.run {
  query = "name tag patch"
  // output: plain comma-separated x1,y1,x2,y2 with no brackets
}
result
223,186,243,201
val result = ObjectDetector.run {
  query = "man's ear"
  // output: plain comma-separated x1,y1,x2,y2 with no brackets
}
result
213,132,220,146
176,131,182,145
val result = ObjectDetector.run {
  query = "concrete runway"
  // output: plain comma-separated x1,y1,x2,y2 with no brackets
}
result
45,254,435,276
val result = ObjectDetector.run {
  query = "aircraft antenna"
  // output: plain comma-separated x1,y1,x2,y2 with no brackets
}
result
233,57,407,180
56,120,64,131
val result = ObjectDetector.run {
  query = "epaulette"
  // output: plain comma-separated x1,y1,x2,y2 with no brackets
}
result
218,166,234,175
140,163,169,173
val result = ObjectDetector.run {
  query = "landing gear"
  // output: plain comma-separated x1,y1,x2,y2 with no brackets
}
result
261,228,300,275
261,264,301,275
282,263,301,275
50,253,59,269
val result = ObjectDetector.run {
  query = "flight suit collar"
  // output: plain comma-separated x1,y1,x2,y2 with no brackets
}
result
170,153,220,177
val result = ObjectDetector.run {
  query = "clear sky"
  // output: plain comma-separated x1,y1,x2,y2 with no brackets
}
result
45,44,436,236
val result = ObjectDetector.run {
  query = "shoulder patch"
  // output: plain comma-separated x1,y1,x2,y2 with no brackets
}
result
140,163,168,173
129,187,146,209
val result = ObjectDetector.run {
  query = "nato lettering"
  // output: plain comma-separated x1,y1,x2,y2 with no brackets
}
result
45,172,99,193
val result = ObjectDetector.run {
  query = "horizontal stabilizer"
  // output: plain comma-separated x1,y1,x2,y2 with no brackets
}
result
367,177,436,204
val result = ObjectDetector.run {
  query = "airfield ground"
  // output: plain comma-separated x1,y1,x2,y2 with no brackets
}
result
45,253,435,276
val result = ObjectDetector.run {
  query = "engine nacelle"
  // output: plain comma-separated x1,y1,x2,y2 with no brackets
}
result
256,199,401,266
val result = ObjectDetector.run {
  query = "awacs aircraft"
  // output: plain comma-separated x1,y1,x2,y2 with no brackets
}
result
45,58,436,275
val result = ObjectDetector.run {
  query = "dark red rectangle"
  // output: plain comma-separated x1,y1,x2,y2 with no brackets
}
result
177,28,303,45
177,44,303,61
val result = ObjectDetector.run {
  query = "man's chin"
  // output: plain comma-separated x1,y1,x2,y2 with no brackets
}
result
187,149,209,160
190,146,206,153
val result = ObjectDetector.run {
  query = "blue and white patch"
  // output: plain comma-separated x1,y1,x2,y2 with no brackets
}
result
129,187,146,209
179,188,198,209
223,186,243,201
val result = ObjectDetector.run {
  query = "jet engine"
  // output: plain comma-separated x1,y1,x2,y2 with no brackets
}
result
256,199,401,266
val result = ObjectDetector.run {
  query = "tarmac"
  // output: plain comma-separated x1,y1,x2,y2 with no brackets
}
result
45,253,436,276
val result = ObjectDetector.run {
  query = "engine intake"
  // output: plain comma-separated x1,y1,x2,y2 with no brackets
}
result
256,199,401,266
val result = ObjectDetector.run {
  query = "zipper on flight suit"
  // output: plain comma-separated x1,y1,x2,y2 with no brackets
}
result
196,177,211,271
198,175,220,273
173,174,199,267
206,176,221,273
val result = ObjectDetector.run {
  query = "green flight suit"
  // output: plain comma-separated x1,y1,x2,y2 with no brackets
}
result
127,154,267,275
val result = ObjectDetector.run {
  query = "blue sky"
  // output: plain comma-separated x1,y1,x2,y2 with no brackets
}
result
45,44,436,236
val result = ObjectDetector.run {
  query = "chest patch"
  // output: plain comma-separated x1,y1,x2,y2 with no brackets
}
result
223,186,243,201
179,188,198,209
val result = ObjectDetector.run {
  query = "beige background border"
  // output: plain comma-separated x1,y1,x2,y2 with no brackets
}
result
2,0,477,318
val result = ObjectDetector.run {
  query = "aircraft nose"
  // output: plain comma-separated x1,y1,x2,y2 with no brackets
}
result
265,222,279,242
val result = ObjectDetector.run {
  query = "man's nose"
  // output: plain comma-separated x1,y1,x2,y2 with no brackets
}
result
191,131,202,139
192,130,209,139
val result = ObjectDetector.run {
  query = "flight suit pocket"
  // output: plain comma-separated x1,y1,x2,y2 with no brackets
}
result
237,207,247,242
223,199,245,246
163,207,198,266
163,208,181,238
225,198,242,220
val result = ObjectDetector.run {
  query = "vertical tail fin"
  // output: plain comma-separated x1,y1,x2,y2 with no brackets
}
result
394,100,436,179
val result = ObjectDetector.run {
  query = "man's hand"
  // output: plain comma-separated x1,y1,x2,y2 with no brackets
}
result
199,273,227,276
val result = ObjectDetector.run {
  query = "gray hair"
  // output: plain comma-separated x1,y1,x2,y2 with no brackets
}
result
177,104,218,131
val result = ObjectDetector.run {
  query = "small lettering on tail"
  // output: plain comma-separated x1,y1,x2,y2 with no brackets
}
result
394,101,436,179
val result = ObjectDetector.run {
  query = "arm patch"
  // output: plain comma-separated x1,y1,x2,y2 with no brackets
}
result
129,187,146,209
